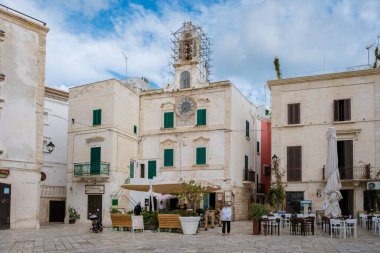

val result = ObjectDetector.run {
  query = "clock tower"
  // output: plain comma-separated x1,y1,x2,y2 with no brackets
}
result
167,22,212,91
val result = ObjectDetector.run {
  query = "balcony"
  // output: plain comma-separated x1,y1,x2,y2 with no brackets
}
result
257,183,265,194
243,170,255,183
322,164,377,181
74,162,110,179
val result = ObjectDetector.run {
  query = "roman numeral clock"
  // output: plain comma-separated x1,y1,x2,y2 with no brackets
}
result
175,96,196,126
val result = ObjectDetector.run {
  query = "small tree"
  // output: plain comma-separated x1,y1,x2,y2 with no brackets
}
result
268,161,285,211
273,56,282,80
174,180,205,210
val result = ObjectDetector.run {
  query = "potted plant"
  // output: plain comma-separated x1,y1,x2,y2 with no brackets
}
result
68,206,80,224
174,180,204,235
142,210,158,230
249,203,271,235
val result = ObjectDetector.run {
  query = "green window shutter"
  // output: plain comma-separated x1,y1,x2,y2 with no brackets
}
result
90,147,101,174
256,141,260,153
148,160,157,179
197,109,207,126
245,120,249,137
196,147,206,165
93,109,102,126
134,125,137,134
164,112,174,128
244,155,248,180
112,199,118,206
130,160,134,178
164,149,174,167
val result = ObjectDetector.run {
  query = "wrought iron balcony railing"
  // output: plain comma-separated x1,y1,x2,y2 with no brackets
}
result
322,164,376,181
243,170,255,182
74,162,110,177
257,183,265,194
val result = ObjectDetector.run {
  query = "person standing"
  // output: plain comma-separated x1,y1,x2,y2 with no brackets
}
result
134,202,142,215
221,203,232,235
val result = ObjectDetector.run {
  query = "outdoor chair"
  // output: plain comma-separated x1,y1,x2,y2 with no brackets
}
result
330,219,344,239
284,214,291,227
290,218,304,235
267,217,281,236
345,218,357,238
359,213,367,228
303,217,315,235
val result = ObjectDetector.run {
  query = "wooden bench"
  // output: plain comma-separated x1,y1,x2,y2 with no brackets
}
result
158,214,181,232
110,214,132,231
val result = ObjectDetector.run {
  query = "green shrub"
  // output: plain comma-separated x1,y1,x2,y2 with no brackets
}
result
68,206,80,220
142,210,158,225
110,208,121,214
249,203,272,220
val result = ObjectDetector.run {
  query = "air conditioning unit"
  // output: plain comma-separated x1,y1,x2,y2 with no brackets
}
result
367,182,380,190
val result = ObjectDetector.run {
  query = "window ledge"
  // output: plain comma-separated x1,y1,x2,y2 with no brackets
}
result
195,124,207,127
192,164,209,168
283,124,305,128
333,120,355,125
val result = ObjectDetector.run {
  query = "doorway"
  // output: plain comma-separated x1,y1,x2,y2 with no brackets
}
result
0,183,11,229
339,189,353,216
88,195,102,219
49,200,65,222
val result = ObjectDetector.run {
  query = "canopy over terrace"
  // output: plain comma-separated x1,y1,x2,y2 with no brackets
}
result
121,180,221,194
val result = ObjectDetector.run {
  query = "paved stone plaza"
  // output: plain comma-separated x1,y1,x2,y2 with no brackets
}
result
1,221,380,253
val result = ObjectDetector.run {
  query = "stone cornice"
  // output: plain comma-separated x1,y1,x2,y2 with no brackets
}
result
0,9,49,34
267,68,380,89
141,81,231,97
45,86,69,102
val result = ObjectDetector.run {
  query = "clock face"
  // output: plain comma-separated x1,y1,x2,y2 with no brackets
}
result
175,97,196,118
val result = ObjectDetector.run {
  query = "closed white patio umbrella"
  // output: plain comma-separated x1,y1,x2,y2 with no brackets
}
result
323,127,342,218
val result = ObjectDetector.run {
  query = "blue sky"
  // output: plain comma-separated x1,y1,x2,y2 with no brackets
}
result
2,0,380,106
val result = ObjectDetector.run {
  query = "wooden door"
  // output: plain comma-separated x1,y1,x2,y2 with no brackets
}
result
0,183,11,229
49,201,65,222
88,195,102,219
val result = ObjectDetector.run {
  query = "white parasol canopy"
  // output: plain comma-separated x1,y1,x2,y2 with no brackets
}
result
323,127,342,218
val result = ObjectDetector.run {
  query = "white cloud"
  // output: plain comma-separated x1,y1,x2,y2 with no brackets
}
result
2,0,380,106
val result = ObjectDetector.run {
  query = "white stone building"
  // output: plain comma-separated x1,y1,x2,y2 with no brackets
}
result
66,78,145,225
39,87,68,224
269,68,380,216
67,22,258,223
0,6,49,229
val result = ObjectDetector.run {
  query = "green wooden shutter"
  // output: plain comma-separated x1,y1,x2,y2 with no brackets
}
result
112,199,118,206
148,160,156,179
130,160,134,178
164,149,174,167
256,141,260,153
245,120,249,137
196,147,206,165
244,155,248,180
133,125,137,134
164,112,174,128
197,109,206,126
93,109,102,126
90,147,101,174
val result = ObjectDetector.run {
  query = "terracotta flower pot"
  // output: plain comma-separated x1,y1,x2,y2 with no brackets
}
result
252,219,260,235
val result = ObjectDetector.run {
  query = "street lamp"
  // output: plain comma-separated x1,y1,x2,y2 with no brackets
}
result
271,154,278,165
44,141,55,155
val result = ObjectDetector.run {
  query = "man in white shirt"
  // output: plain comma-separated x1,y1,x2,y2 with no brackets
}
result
221,202,232,235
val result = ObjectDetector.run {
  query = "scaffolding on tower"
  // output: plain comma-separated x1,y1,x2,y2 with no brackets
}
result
170,21,213,83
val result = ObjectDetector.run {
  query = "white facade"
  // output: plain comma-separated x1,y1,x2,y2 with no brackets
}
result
269,68,380,216
0,8,49,229
67,79,140,226
39,87,68,224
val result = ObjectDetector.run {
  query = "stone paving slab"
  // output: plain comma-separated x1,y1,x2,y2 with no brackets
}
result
0,221,380,252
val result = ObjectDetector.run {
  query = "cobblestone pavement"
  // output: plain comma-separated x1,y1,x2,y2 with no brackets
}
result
1,221,380,253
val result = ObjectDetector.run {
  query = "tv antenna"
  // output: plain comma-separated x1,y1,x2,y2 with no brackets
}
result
122,52,128,79
366,42,375,65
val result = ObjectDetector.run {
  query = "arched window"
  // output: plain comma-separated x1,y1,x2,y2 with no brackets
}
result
180,71,190,89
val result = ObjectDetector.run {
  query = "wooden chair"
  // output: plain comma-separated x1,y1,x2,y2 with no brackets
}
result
158,214,181,233
110,214,132,231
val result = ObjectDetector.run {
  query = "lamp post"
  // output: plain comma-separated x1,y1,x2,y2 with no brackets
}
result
43,141,55,155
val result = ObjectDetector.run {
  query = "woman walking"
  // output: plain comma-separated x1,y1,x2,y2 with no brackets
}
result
221,203,231,235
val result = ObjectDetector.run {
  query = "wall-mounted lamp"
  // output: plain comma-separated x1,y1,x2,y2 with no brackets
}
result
272,154,278,164
44,141,55,155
